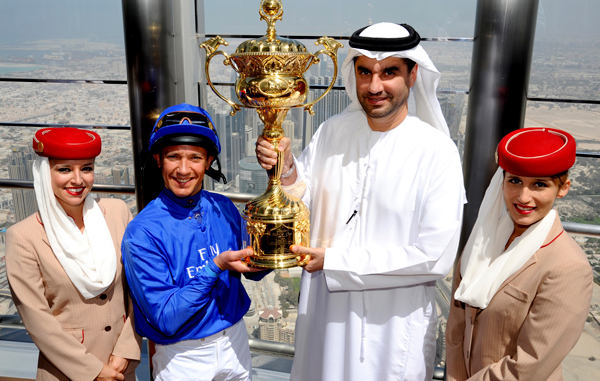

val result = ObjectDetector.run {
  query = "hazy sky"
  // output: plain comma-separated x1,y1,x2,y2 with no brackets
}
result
204,0,477,38
0,0,599,46
0,0,124,44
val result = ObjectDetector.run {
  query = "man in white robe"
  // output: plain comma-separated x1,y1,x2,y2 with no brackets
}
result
256,22,466,381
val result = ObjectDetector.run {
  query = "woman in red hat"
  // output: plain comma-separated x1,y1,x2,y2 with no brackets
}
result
446,128,593,380
5,128,141,381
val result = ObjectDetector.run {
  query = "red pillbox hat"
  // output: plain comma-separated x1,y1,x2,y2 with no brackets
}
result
497,127,576,176
33,127,102,159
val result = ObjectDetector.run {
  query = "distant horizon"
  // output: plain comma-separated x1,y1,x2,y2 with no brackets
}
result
0,0,599,44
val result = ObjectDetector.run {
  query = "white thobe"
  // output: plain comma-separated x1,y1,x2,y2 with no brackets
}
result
289,112,465,381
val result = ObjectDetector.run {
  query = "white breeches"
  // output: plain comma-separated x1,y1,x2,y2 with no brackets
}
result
153,320,252,381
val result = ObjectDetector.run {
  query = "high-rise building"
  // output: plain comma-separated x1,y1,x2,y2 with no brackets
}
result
109,164,131,200
282,120,294,141
112,164,130,185
280,322,295,344
303,91,315,147
239,157,268,195
212,110,232,181
245,125,255,156
8,147,37,222
258,307,283,342
319,58,328,77
0,246,7,290
230,132,242,181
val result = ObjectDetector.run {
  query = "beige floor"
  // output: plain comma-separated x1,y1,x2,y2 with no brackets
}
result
563,280,600,380
563,328,600,380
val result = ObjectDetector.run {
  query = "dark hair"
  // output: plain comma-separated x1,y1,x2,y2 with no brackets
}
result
402,58,417,73
551,171,569,188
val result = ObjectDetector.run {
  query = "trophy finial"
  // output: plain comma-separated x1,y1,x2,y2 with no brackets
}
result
260,0,283,42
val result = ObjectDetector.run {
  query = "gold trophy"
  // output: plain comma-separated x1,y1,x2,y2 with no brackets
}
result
200,0,342,268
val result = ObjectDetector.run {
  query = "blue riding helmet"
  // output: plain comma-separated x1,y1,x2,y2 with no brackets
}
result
149,103,221,156
149,103,226,183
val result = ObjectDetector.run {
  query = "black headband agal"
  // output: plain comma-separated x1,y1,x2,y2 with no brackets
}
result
349,23,420,52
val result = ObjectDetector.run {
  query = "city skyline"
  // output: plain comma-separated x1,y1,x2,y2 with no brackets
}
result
0,1,600,378
0,39,599,377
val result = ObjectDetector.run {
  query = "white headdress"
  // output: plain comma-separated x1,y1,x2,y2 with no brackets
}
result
454,168,556,309
33,157,116,299
341,22,449,136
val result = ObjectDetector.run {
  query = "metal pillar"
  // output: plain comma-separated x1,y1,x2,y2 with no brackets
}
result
459,0,540,252
121,0,203,210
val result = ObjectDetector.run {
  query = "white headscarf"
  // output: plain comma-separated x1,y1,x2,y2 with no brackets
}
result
341,22,450,137
454,167,556,309
32,157,116,299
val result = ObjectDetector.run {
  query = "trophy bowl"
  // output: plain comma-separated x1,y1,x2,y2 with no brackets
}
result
200,0,342,269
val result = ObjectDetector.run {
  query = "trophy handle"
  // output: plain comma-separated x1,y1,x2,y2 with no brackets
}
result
200,36,243,116
302,37,344,115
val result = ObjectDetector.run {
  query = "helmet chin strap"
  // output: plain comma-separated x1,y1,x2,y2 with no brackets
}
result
205,155,227,184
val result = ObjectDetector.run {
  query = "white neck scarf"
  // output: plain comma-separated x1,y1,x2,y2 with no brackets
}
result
341,28,449,137
33,157,116,299
454,167,556,309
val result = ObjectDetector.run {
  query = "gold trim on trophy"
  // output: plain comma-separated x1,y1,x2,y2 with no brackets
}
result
200,0,342,269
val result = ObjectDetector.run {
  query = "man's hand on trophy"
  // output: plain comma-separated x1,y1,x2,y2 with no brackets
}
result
292,245,325,273
255,136,293,171
213,248,264,273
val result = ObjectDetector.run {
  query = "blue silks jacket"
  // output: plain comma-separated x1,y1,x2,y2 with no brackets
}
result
122,188,264,345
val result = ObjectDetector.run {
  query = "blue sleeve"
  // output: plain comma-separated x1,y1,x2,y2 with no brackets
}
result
122,229,224,337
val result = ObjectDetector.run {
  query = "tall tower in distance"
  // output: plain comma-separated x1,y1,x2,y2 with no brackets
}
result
8,147,37,222
112,164,130,185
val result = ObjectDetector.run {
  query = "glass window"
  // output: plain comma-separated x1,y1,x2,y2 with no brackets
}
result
525,105,600,378
205,0,477,38
529,0,600,100
0,0,126,81
0,82,129,126
555,157,600,225
422,41,472,92
525,102,600,153
204,38,472,91
0,125,136,227
201,5,473,363
0,1,132,335
204,86,468,195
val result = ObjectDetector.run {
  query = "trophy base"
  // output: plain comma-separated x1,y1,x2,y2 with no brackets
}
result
242,182,310,270
242,218,311,269
243,253,310,269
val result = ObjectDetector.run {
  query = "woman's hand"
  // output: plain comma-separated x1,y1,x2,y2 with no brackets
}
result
95,363,124,381
108,355,130,374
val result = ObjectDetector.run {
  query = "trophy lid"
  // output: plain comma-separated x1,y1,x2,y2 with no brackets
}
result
235,0,308,54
